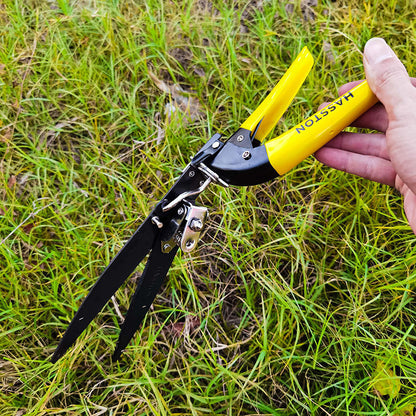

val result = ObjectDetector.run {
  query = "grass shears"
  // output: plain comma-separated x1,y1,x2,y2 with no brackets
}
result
52,47,378,362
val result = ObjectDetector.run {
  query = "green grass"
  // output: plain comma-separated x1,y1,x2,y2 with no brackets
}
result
1,0,416,414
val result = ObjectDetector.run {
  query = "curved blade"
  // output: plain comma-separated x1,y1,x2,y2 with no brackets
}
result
112,243,178,360
51,215,158,363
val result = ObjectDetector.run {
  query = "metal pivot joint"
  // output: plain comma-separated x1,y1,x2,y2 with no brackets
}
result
204,127,278,186
181,205,208,253
160,202,208,253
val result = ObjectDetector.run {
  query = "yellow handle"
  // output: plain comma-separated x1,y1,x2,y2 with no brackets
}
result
240,47,314,141
265,81,378,175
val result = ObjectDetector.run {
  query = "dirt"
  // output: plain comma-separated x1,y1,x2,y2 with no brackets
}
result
285,0,318,22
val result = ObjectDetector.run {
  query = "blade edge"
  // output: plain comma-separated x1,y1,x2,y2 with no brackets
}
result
51,216,158,362
112,243,178,360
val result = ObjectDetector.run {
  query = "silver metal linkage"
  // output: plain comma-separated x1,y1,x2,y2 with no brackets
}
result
180,205,208,253
198,163,229,188
162,162,228,213
162,177,212,212
160,203,208,253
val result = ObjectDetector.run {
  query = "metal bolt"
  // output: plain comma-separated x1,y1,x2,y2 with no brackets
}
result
212,141,220,149
189,218,203,232
177,207,184,216
237,135,244,142
189,170,195,177
151,216,163,229
242,150,251,160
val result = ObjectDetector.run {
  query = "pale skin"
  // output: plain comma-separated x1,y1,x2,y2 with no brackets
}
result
315,38,416,235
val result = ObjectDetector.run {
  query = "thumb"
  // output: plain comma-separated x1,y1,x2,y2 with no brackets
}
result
364,38,416,195
364,38,416,119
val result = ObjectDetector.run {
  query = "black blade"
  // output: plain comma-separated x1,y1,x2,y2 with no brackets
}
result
52,163,209,362
51,215,158,363
112,242,178,360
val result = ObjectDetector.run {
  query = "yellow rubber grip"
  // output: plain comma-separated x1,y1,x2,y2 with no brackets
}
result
240,47,314,141
264,80,378,175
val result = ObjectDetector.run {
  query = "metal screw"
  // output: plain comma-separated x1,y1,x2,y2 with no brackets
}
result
189,218,203,232
212,141,220,149
237,135,244,142
177,207,184,216
163,243,171,251
186,239,195,249
242,150,251,160
189,170,195,177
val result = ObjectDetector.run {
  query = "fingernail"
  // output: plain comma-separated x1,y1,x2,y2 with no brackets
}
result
364,38,395,65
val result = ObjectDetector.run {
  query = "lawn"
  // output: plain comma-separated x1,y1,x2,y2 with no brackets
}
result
1,0,416,415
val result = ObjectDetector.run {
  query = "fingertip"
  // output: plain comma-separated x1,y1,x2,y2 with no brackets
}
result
314,146,334,165
338,80,364,96
364,38,395,66
318,102,330,111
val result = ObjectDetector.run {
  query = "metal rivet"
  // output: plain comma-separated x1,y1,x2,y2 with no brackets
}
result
177,207,184,216
163,243,170,251
212,141,220,149
237,135,244,142
189,170,195,177
242,150,251,160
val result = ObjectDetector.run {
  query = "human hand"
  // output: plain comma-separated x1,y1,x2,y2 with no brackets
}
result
315,38,416,234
